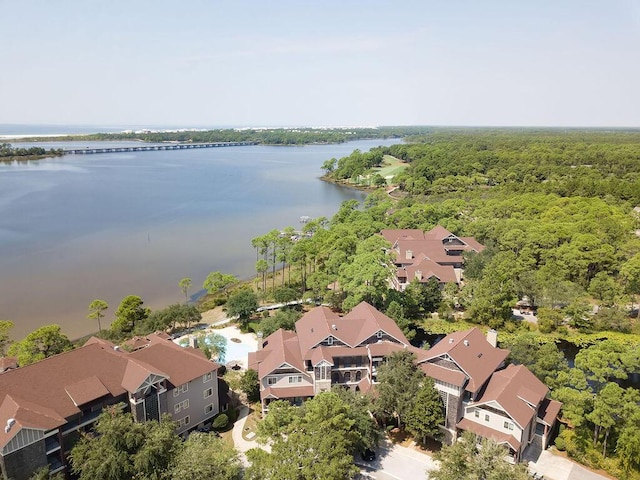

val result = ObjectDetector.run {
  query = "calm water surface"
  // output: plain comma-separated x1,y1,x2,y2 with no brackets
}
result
0,139,399,339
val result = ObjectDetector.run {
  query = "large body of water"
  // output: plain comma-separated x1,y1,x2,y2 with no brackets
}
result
0,137,400,339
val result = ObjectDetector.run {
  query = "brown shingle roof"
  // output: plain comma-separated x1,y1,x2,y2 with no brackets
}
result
0,333,219,450
472,364,548,428
398,256,458,284
420,362,467,387
65,376,110,407
457,417,521,452
128,337,218,388
421,328,509,393
380,229,425,245
254,329,306,378
538,397,562,426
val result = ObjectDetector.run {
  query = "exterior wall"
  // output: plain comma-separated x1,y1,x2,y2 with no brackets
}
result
1,438,47,480
169,369,219,435
261,371,313,391
463,405,523,442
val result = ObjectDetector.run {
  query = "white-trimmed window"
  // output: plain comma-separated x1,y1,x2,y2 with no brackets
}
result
176,416,190,428
474,410,480,418
484,414,490,422
327,336,334,345
204,387,213,399
203,372,213,383
205,404,214,414
504,421,514,431
376,331,383,339
175,399,190,413
267,377,277,385
175,383,188,395
288,375,302,384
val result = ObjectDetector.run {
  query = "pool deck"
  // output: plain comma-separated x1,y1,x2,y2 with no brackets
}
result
173,321,258,369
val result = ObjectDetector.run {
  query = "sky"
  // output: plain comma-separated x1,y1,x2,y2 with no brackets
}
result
1,0,639,128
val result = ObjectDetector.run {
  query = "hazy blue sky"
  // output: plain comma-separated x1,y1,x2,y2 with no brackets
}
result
1,0,639,127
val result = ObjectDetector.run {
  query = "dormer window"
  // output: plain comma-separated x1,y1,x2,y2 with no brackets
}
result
327,336,334,345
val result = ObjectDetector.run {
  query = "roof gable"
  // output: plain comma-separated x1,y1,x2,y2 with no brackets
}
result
421,328,509,393
472,364,549,428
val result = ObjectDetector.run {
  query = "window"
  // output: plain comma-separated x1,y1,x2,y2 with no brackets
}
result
173,388,179,397
204,388,213,399
205,404,214,414
175,399,190,413
376,331,383,339
327,336,334,345
475,410,480,418
203,372,213,383
508,423,514,431
267,377,277,385
484,414,490,422
288,375,302,384
504,421,509,429
176,416,191,428
175,383,188,395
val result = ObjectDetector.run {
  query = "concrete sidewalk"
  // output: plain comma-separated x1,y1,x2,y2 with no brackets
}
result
528,450,613,480
231,405,270,466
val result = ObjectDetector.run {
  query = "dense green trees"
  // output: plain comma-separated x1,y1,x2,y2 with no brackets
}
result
168,432,241,480
374,351,444,444
142,303,201,333
429,432,530,480
112,295,149,334
226,289,259,327
239,368,260,403
69,406,241,480
0,143,62,159
7,325,73,366
0,320,14,355
203,271,237,297
247,392,377,480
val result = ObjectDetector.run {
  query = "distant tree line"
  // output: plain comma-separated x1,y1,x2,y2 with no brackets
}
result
0,143,63,158
14,126,433,146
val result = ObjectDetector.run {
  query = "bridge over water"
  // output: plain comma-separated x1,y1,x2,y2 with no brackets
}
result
63,141,257,155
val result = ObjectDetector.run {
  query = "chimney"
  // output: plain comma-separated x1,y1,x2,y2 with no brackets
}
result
486,329,498,348
257,331,263,350
415,270,422,281
189,335,198,349
406,249,413,260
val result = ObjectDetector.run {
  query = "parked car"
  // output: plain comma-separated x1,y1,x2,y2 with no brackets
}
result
360,448,376,462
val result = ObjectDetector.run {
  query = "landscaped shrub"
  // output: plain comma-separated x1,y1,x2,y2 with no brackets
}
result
212,413,229,430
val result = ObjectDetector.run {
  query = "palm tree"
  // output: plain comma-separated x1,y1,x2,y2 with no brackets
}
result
179,277,192,304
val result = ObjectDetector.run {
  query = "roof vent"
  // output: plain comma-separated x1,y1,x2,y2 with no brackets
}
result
448,338,454,344
113,345,120,351
5,418,15,433
332,324,338,331
463,340,469,346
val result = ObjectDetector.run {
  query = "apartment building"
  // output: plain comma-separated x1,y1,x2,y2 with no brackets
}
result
0,333,220,480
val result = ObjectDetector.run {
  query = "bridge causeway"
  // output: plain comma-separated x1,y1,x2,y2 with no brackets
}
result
63,141,256,155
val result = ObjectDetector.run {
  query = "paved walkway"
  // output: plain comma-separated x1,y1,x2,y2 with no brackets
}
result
527,450,613,480
231,405,270,466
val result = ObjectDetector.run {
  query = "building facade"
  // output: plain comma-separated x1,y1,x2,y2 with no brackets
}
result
250,303,561,461
380,226,485,290
0,334,220,479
